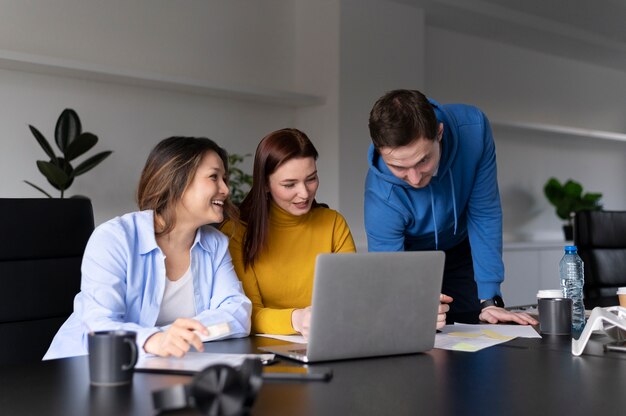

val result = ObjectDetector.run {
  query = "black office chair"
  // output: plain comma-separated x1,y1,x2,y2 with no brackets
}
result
574,210,626,308
0,198,94,366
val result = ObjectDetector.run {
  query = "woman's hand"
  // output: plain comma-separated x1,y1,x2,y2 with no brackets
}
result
438,294,453,330
144,318,208,357
291,307,312,340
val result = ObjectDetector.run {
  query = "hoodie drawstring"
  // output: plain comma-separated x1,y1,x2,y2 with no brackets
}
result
430,174,458,250
429,186,439,250
449,174,458,235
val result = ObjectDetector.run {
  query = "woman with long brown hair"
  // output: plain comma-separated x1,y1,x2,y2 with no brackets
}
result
45,136,251,360
221,128,356,338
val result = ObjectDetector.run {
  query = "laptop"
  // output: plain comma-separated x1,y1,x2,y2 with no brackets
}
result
259,251,445,362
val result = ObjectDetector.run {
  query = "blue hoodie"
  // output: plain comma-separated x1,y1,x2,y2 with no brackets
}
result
364,98,503,300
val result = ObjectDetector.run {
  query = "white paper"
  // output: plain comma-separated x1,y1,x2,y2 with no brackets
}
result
450,323,541,339
159,322,233,343
434,323,540,352
197,322,232,342
256,334,307,344
136,352,275,373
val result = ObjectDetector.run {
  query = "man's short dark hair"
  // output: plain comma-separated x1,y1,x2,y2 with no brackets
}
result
368,89,438,148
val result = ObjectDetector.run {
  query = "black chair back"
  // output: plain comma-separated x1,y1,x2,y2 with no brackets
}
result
574,210,626,308
0,198,94,366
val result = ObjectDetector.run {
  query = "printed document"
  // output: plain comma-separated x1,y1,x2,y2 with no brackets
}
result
435,323,540,352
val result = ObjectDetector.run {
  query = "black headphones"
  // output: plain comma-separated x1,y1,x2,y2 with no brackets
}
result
152,358,263,415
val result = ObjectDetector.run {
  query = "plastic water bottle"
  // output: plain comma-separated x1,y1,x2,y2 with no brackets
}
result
559,245,585,334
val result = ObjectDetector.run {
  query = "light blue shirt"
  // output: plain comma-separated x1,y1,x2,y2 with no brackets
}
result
44,210,251,360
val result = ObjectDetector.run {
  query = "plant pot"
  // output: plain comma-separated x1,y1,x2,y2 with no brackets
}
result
562,224,573,241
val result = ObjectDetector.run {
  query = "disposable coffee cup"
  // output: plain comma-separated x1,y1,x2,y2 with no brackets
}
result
88,330,138,386
537,290,572,335
617,287,626,308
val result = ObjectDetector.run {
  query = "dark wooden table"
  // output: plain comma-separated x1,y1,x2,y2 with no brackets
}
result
1,332,624,415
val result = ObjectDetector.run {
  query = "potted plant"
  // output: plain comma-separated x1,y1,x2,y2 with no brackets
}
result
227,153,253,206
24,109,112,198
543,177,602,240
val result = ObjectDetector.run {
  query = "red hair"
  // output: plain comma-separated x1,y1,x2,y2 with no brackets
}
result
239,128,319,268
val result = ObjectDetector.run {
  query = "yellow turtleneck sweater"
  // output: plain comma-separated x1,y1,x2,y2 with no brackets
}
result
220,202,356,334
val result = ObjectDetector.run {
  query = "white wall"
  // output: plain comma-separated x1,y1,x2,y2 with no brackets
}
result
425,27,626,241
0,0,297,91
1,67,295,224
3,0,625,246
293,0,341,209
0,1,308,225
339,0,425,249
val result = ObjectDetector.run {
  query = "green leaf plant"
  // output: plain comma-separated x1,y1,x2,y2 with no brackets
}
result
24,109,112,198
227,153,253,206
543,177,603,227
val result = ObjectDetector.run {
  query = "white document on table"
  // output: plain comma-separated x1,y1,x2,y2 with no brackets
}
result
434,323,541,352
256,334,307,344
136,352,275,374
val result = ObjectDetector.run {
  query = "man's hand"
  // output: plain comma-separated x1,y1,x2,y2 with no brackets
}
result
144,318,207,357
438,294,453,330
479,306,538,325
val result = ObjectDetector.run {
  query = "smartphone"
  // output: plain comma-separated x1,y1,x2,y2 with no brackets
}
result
262,365,332,381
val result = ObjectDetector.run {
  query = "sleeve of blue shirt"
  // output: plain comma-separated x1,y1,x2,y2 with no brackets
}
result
75,222,162,355
364,172,409,252
76,223,252,353
465,114,504,300
44,214,252,360
191,229,252,339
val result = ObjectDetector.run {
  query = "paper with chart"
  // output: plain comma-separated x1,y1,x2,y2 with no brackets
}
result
435,323,541,352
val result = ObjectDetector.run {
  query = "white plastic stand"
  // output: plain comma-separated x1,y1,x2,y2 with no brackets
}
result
571,306,626,356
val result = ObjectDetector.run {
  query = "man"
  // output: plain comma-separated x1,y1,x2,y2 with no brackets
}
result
365,89,536,325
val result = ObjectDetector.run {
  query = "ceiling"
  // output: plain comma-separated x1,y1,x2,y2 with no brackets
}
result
394,0,626,73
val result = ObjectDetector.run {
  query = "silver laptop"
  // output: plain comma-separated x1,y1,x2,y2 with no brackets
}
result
259,251,445,362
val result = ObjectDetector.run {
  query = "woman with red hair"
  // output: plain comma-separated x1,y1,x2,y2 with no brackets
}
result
221,128,356,339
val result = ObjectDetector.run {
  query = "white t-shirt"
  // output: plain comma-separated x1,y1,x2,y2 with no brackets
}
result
155,267,196,327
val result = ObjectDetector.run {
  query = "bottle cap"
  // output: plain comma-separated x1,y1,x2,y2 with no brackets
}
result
564,245,577,252
537,289,564,299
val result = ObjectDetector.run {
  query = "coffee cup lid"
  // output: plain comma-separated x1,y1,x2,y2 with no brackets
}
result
617,287,626,295
537,289,564,298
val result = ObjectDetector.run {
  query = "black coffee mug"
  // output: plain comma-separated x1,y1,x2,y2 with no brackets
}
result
88,330,138,386
538,297,573,335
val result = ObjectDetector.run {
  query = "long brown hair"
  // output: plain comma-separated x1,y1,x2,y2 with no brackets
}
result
137,136,237,235
239,128,319,268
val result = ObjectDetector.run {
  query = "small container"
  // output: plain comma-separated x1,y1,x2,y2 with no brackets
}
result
559,246,585,334
537,290,572,335
88,330,138,386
